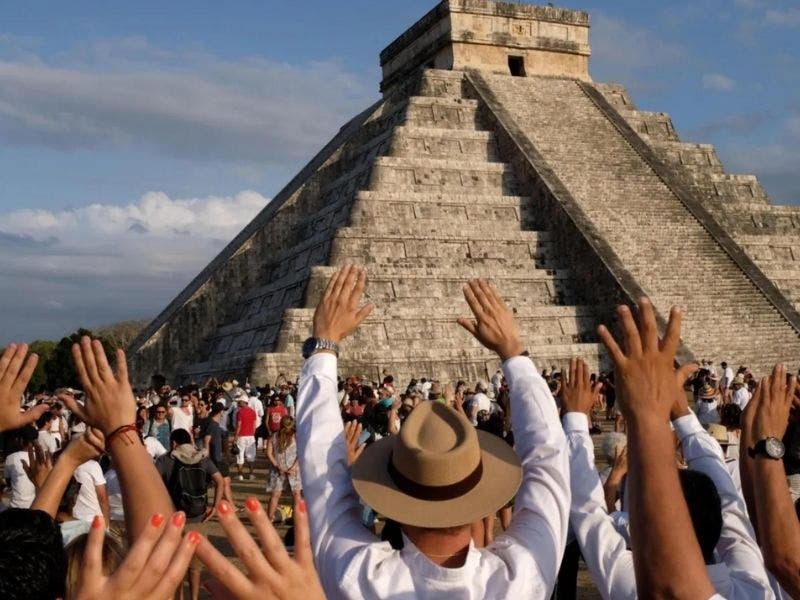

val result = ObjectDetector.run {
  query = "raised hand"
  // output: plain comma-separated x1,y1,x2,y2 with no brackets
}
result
752,364,797,441
62,427,106,466
22,444,53,490
0,343,47,432
457,279,524,361
313,265,374,344
74,512,199,600
561,358,600,416
597,299,682,421
61,337,136,436
344,420,365,466
195,498,325,600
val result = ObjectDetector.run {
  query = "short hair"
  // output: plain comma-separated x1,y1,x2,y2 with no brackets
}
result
36,412,53,429
679,469,722,564
210,402,225,416
170,429,192,446
721,362,728,368
0,509,66,599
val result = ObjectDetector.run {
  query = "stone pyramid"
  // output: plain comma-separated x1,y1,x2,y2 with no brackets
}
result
129,0,800,385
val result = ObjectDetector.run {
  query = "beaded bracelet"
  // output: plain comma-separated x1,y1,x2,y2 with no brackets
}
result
104,423,138,452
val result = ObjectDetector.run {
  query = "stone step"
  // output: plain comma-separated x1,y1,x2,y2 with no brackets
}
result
368,155,516,192
356,190,531,203
402,96,483,131
351,194,529,223
386,126,500,161
252,343,608,387
416,69,468,98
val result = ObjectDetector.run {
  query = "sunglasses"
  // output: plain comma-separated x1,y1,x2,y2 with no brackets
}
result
156,410,167,414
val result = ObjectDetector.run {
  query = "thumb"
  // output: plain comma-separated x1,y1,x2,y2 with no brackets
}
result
21,404,49,426
81,516,105,586
675,363,699,387
457,317,478,337
354,303,375,326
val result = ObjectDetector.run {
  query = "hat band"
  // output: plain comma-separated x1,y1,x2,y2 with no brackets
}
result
387,452,483,501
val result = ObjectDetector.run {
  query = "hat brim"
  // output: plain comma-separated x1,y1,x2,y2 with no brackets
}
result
351,431,522,528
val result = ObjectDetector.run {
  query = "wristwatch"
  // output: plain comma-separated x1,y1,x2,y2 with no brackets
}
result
748,437,785,460
301,337,340,359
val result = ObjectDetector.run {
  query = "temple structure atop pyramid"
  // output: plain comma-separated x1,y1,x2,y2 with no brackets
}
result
129,0,800,385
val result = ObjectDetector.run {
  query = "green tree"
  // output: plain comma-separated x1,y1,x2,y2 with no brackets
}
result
27,340,56,393
45,329,114,391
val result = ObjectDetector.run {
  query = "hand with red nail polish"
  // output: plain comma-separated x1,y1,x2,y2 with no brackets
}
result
195,498,324,599
73,511,198,600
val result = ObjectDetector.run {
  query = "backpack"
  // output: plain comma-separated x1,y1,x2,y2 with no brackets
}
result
167,458,208,519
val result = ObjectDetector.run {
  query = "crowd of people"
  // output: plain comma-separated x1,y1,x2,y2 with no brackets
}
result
1,264,799,599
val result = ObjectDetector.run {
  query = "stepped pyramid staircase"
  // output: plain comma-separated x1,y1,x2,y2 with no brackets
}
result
131,70,607,385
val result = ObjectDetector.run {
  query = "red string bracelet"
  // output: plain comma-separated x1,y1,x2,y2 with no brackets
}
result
104,423,139,452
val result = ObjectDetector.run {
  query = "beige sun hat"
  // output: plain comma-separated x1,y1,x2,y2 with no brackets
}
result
350,401,522,529
707,424,729,444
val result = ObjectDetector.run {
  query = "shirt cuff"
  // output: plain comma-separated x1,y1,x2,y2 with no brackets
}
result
501,355,538,387
562,412,589,432
672,412,703,441
303,351,338,380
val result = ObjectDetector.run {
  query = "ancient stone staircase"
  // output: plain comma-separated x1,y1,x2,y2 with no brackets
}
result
473,73,800,373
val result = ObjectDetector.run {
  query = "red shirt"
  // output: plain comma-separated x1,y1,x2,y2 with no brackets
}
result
266,405,288,433
237,406,257,436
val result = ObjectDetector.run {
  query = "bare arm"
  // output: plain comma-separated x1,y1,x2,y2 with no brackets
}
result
62,339,173,544
31,429,104,518
750,367,800,597
597,300,713,599
266,437,278,469
96,484,110,526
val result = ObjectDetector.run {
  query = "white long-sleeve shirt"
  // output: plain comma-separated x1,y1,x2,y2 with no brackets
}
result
296,353,569,599
564,411,772,600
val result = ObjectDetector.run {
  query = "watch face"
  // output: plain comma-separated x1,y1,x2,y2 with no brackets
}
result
301,337,317,359
766,437,785,459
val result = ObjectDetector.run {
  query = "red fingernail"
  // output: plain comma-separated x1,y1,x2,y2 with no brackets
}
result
217,500,232,515
245,497,260,512
92,515,103,529
172,512,186,527
151,513,164,528
298,500,306,514
187,531,201,545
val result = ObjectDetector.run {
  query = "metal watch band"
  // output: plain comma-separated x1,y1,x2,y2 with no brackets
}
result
314,338,339,356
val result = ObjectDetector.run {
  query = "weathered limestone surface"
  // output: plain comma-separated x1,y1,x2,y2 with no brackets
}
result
129,0,799,385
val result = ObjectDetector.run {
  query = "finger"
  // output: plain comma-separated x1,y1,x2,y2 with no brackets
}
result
91,340,114,383
472,279,497,316
244,497,291,571
60,394,90,424
660,306,683,356
578,359,588,388
0,343,17,381
597,324,625,367
637,298,659,353
81,516,106,584
567,358,576,387
348,268,367,310
329,265,353,303
84,427,106,452
114,513,167,588
115,349,130,386
216,501,272,575
785,375,797,409
71,343,91,391
149,530,203,599
456,317,478,338
617,305,642,358
477,279,503,312
143,513,188,583
195,538,253,598
0,344,28,389
339,265,360,303
293,498,314,568
322,267,345,301
354,303,375,327
10,354,38,396
770,363,786,405
19,404,49,428
676,363,699,387
79,337,101,386
462,283,485,321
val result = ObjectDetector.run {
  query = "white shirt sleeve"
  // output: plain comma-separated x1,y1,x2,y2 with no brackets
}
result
562,412,637,600
673,413,774,598
492,356,570,593
295,353,376,598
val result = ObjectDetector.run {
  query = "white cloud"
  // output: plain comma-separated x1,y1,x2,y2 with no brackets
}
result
0,38,375,165
0,191,269,341
765,8,800,27
702,73,736,91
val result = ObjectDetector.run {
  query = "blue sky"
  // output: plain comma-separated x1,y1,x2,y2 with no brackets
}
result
1,0,799,343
